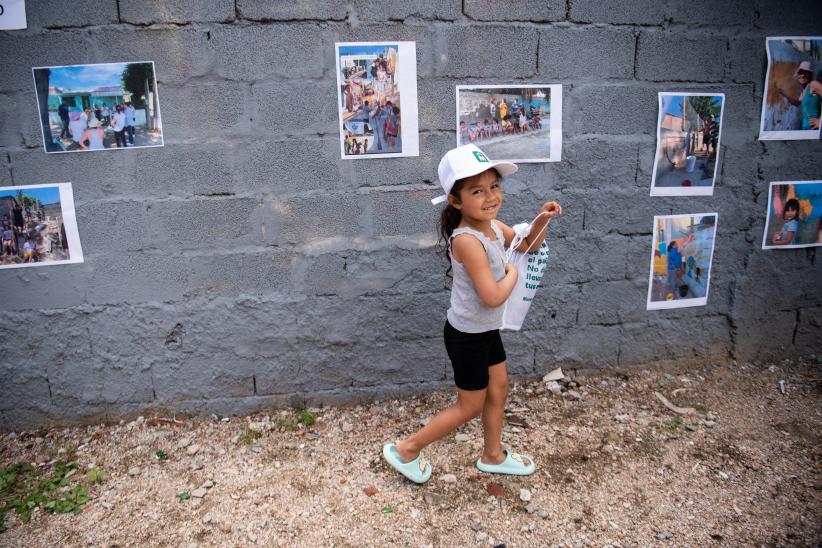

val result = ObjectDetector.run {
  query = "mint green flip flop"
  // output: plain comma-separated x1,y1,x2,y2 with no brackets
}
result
476,449,535,476
383,443,432,484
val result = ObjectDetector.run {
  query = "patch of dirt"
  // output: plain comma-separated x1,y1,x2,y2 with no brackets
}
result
1,359,820,546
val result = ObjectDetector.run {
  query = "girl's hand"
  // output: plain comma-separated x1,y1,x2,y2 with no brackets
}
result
540,201,562,219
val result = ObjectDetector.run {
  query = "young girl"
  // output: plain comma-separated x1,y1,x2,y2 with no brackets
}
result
383,144,561,483
772,198,800,245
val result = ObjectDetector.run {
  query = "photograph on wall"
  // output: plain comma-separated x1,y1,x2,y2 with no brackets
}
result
759,37,822,140
647,213,718,310
32,61,163,154
762,181,822,250
0,0,27,30
335,42,419,159
455,85,562,163
0,183,83,270
650,93,724,197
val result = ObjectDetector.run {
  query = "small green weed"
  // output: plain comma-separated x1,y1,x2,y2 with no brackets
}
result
662,416,683,431
0,460,94,533
178,492,191,501
155,450,168,460
238,428,262,445
691,402,707,413
278,418,298,432
298,410,316,427
85,467,108,484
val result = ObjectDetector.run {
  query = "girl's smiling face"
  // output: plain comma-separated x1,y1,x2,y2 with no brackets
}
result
784,207,798,221
451,169,503,223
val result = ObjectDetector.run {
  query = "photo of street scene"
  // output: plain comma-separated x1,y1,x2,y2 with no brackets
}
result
651,93,724,196
760,37,822,140
456,85,562,162
647,213,718,310
0,183,84,270
33,62,163,153
335,42,419,159
762,181,822,250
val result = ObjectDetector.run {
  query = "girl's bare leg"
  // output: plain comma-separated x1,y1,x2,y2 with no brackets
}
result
480,361,508,465
395,388,486,462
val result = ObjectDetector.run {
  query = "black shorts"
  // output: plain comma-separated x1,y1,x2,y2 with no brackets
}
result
443,320,506,391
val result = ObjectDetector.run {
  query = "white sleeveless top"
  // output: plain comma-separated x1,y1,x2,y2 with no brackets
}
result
87,129,105,150
447,221,507,333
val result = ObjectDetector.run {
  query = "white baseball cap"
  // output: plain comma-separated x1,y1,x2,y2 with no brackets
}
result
431,144,518,205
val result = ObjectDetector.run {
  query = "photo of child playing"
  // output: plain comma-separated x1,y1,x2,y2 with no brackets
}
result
763,181,822,249
647,213,718,310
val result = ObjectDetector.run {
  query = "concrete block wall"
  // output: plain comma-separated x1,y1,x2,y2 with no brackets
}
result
1,0,820,428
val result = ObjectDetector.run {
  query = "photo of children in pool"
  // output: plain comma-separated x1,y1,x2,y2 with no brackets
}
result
335,42,419,159
456,85,563,163
647,213,718,310
0,183,84,270
650,93,724,196
759,37,822,140
762,181,822,250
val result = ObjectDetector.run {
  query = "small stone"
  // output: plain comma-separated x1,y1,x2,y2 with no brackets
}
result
202,514,212,524
341,423,354,433
420,416,432,426
127,467,141,477
176,438,192,449
363,486,379,496
191,462,203,471
191,487,208,498
247,533,257,542
613,414,631,423
187,444,200,456
538,510,550,519
685,423,698,432
656,531,673,540
704,420,716,428
136,416,145,424
202,480,214,489
718,471,729,480
250,446,261,453
441,474,457,483
455,433,471,443
248,422,268,433
519,488,532,502
706,412,717,421
101,501,113,510
424,491,448,506
221,417,230,422
476,532,488,542
565,390,582,401
525,503,537,514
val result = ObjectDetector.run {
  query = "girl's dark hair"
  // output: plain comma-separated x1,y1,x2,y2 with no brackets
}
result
784,198,800,219
438,179,466,277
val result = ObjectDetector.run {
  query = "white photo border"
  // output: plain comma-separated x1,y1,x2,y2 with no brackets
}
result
334,41,419,160
758,36,822,141
650,92,725,197
0,182,84,270
32,61,164,155
454,84,563,163
646,212,719,311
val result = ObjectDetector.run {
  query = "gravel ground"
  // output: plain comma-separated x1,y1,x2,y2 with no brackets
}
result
1,359,820,547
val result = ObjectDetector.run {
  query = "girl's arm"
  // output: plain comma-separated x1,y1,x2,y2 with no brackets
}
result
772,230,795,245
451,234,518,308
498,202,563,253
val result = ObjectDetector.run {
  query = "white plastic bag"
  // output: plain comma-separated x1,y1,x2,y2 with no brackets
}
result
501,214,551,331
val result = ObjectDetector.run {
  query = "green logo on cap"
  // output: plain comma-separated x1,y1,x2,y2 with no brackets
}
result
472,151,490,163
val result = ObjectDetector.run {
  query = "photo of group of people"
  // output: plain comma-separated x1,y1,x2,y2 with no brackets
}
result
455,85,562,163
651,93,724,196
0,184,83,270
762,181,822,250
760,37,822,140
647,213,718,310
33,62,163,154
335,42,419,159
